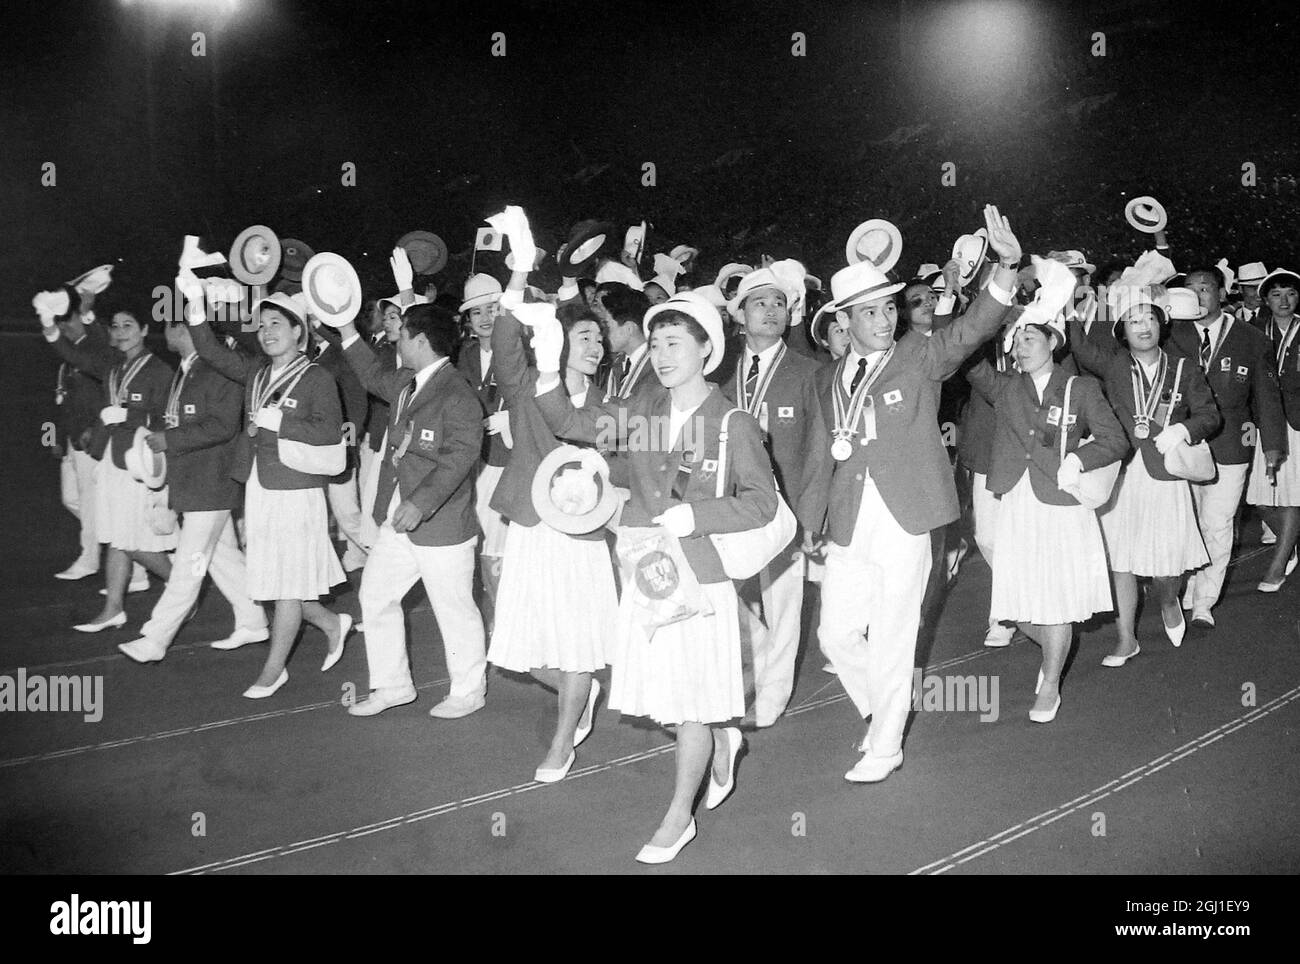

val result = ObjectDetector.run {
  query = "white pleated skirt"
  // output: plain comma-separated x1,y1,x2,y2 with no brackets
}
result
1099,454,1210,577
608,576,746,727
244,462,346,602
488,520,616,673
94,456,179,553
989,475,1113,624
475,463,510,557
1246,422,1300,508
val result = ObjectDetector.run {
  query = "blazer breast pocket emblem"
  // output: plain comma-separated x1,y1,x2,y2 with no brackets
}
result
283,397,298,409
777,406,795,420
129,393,142,402
183,404,196,415
699,458,718,478
1046,405,1062,426
1220,357,1232,372
882,389,903,407
419,428,436,446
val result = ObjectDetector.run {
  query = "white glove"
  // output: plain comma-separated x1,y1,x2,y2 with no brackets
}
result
203,277,244,305
486,410,515,448
486,206,538,273
254,407,283,433
33,290,69,327
1154,422,1190,455
557,280,580,303
1056,452,1083,489
390,246,414,292
176,269,206,325
652,503,696,538
513,303,564,373
100,405,127,426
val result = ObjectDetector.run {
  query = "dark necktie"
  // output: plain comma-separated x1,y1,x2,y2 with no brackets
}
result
744,355,761,399
1199,327,1212,370
620,356,632,392
849,357,868,394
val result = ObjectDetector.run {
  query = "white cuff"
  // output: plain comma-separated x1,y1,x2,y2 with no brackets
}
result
935,293,956,315
557,281,580,303
501,287,524,311
987,279,1014,307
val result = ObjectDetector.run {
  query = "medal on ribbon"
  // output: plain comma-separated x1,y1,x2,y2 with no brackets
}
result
1130,352,1166,441
830,348,892,461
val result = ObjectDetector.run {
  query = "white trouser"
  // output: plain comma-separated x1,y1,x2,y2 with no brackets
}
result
327,458,368,567
818,480,931,758
358,438,382,551
750,548,807,726
61,444,100,568
971,471,1008,631
358,528,486,699
1185,462,1250,612
141,510,266,647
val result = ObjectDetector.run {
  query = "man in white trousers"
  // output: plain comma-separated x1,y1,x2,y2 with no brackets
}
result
338,302,488,719
1173,269,1286,626
118,319,267,663
723,263,830,727
813,204,1018,784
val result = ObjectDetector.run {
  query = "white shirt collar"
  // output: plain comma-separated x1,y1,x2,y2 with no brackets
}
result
408,356,450,399
181,352,198,373
626,341,648,367
744,339,782,369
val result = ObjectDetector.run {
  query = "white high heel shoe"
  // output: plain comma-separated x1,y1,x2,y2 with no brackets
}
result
321,614,352,672
243,669,288,699
635,819,697,865
705,727,744,810
73,612,127,633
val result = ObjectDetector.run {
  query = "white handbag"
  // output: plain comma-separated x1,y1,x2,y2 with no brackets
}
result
1058,377,1121,510
1161,358,1216,483
708,409,798,580
272,365,347,476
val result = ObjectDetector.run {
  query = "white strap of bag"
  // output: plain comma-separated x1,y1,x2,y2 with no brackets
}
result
1059,377,1075,464
715,408,739,499
1164,357,1184,430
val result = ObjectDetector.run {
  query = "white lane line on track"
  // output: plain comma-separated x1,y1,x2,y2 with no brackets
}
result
168,645,1007,874
907,683,1300,875
0,677,451,769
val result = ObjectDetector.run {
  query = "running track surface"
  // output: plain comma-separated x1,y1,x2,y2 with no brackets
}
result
2,333,1297,874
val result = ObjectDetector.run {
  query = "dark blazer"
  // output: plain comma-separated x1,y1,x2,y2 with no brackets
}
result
49,333,173,470
1167,314,1288,462
722,342,831,533
312,340,368,442
488,307,607,539
967,362,1128,505
1259,316,1300,432
1067,319,1223,481
54,325,116,455
189,317,343,490
363,337,398,450
343,339,482,547
536,382,778,585
813,284,1012,543
456,339,511,467
162,357,244,512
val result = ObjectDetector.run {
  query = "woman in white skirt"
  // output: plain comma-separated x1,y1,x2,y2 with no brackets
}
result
533,289,778,864
42,302,178,631
967,316,1127,722
486,266,618,783
182,279,352,698
1069,290,1220,666
1247,269,1300,592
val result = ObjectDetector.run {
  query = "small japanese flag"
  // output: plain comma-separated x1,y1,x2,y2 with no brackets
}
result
476,227,503,252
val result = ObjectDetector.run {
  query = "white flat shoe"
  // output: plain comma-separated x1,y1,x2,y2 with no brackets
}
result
1164,612,1186,648
321,614,352,672
100,580,149,596
1102,644,1141,668
635,819,696,865
1029,694,1061,724
573,679,601,748
243,669,288,699
705,727,744,810
73,612,127,633
534,750,576,784
210,627,270,650
347,686,417,717
55,563,98,581
429,693,485,719
845,751,903,783
983,625,1014,648
1190,610,1215,629
1256,575,1287,593
118,638,167,663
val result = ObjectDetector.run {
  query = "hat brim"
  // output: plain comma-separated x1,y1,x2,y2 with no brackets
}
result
1124,197,1168,234
302,253,362,327
557,222,616,276
278,239,316,283
128,426,167,490
846,220,903,273
643,294,726,375
229,226,282,285
459,292,500,313
825,279,907,314
397,231,448,275
951,232,990,287
531,446,620,535
1259,269,1300,298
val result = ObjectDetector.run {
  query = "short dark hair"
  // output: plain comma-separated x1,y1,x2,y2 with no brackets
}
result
556,305,603,374
648,309,709,347
598,284,651,328
401,303,459,358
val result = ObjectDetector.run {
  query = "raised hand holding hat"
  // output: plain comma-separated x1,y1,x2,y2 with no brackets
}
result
984,204,1021,266
33,289,69,327
511,301,563,373
1002,255,1072,352
179,235,226,270
486,206,538,273
176,268,207,325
